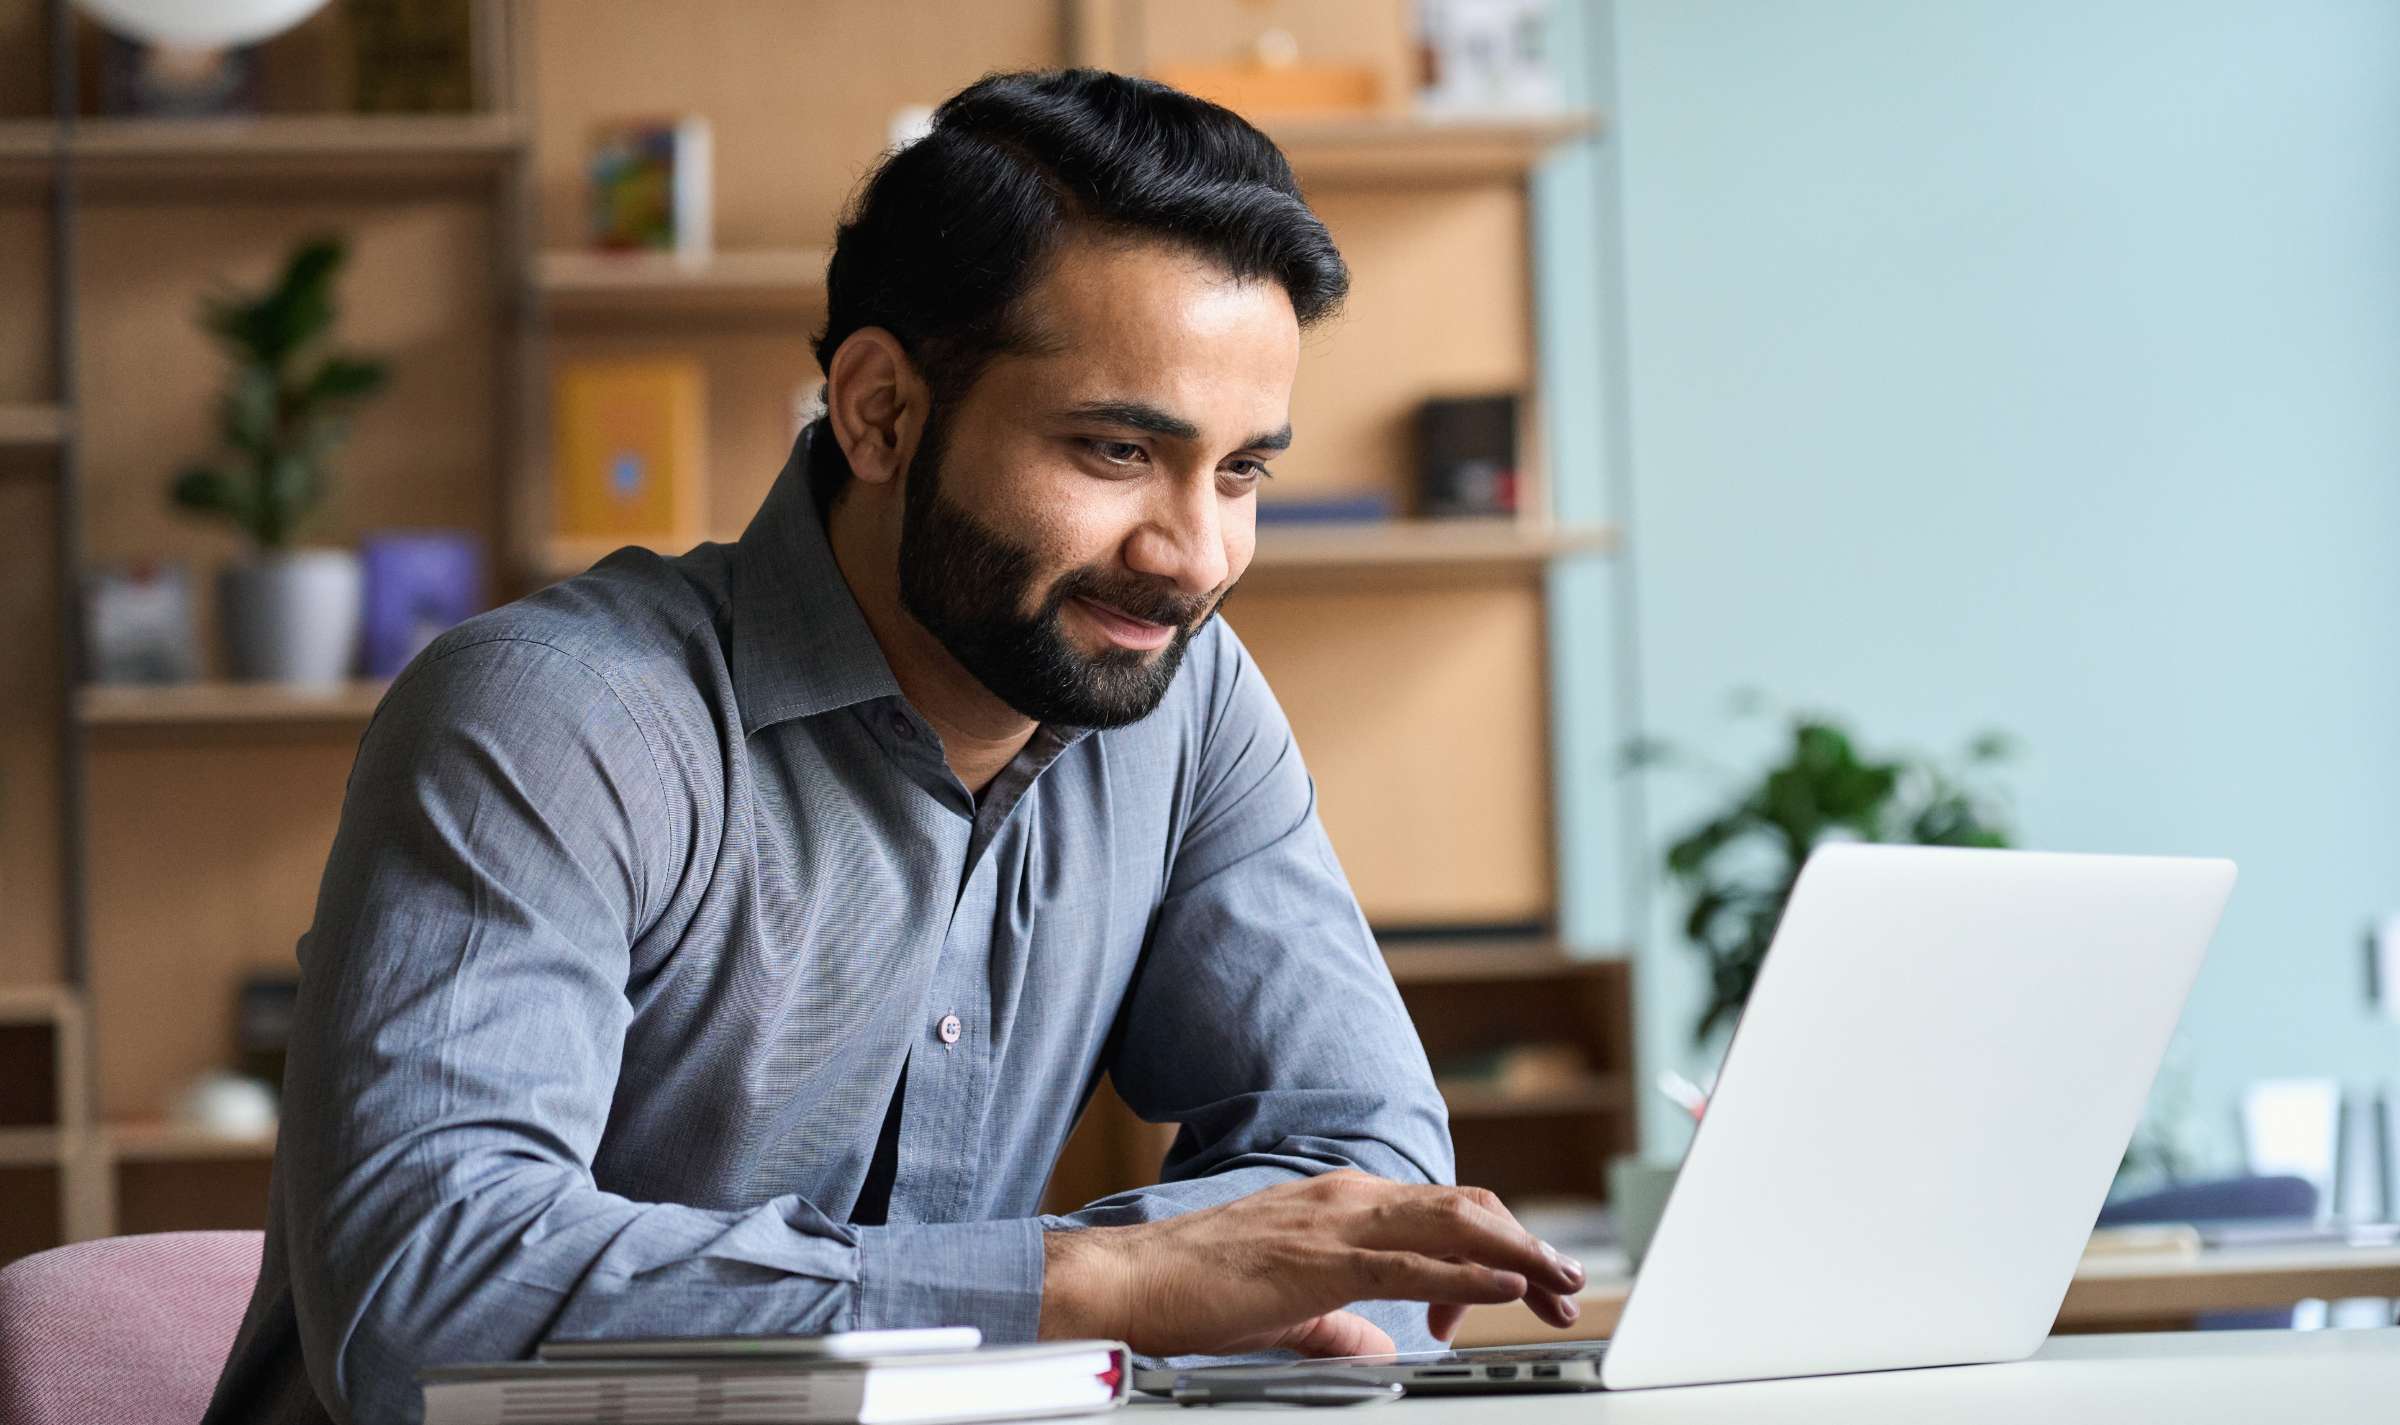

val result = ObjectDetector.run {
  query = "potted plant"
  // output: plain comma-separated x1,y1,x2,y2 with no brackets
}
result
172,235,389,684
1627,695,2020,1043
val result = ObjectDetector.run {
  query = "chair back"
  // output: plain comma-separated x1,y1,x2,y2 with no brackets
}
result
0,1231,264,1425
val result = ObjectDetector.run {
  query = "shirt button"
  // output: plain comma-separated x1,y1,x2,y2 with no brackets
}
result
937,1012,962,1046
890,713,915,741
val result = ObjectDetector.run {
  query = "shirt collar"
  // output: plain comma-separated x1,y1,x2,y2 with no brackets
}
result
729,429,904,736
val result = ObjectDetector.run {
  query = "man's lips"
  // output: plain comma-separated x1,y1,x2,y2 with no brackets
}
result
1072,596,1177,651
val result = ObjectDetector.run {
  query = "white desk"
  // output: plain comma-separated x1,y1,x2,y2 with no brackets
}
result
1134,1330,2399,1422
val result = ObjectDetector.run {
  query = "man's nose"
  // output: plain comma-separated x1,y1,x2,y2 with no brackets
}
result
1124,478,1230,599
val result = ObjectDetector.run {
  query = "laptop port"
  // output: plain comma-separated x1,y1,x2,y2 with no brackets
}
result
1416,1369,1473,1378
1531,1364,1561,1379
1484,1366,1519,1380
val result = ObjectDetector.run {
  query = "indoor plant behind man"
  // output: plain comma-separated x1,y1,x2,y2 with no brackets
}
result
173,236,388,686
202,69,1584,1425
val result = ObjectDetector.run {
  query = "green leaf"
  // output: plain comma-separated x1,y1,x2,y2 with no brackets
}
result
170,465,252,528
1664,811,1749,879
217,367,279,456
258,452,319,547
303,354,388,404
1966,730,2018,763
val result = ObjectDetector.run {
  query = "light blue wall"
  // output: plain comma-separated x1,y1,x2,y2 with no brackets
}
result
1545,0,2400,1160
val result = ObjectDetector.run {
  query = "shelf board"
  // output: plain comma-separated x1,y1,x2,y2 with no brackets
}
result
1249,518,1615,579
101,1121,276,1163
79,680,389,728
59,114,524,185
1269,110,1602,183
0,984,77,1026
0,120,58,179
537,519,1614,586
0,120,56,155
0,404,68,449
536,248,830,314
0,1127,68,1168
1382,941,1626,986
1438,1074,1632,1120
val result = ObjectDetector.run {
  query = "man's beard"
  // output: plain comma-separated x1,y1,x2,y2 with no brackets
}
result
895,418,1223,730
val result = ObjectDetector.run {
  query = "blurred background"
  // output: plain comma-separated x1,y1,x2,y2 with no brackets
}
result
1,0,2395,1331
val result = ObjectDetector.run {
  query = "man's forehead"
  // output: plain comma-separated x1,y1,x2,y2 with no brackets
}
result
970,346,1295,450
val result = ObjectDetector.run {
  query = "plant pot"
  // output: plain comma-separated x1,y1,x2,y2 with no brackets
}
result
219,549,363,685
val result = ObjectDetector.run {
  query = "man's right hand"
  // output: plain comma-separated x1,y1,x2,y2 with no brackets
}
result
1037,1170,1586,1358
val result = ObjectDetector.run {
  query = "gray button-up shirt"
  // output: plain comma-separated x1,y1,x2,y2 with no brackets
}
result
204,437,1454,1424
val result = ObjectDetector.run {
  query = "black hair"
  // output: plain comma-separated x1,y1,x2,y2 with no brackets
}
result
805,67,1349,511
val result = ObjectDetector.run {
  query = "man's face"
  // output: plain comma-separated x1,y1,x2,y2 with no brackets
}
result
895,236,1301,729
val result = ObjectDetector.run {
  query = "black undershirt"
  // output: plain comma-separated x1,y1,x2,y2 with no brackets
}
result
848,1065,907,1226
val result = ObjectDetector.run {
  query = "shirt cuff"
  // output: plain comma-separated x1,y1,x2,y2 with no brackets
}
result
853,1217,1047,1343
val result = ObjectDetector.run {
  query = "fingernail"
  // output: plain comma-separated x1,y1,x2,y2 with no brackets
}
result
1563,1253,1585,1281
1563,1297,1580,1321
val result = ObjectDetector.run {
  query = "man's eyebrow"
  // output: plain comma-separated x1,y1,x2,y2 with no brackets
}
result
1062,400,1294,454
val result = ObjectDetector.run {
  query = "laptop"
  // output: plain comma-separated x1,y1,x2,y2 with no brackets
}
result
1143,844,2237,1394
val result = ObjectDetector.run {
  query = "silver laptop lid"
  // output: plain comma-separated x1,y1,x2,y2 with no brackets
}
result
1604,844,2234,1389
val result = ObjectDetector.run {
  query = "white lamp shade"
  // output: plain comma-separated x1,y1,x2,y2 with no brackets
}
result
77,0,332,48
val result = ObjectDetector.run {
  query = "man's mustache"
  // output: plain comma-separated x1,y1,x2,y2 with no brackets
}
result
1048,570,1224,630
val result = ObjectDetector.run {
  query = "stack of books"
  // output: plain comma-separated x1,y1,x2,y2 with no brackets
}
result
419,1329,1131,1425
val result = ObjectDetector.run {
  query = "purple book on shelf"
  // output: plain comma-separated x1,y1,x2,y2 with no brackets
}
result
361,532,486,679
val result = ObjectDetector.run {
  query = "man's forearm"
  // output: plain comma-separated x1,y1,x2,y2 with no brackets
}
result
1036,1223,1131,1342
292,1161,1050,1421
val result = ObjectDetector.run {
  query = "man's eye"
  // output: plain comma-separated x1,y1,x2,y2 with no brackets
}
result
1086,439,1148,466
1224,459,1274,484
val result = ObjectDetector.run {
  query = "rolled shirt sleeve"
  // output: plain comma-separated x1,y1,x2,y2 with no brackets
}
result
274,638,1047,1424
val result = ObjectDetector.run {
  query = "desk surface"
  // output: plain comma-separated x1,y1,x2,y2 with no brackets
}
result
1456,1241,2400,1344
1131,1330,2399,1423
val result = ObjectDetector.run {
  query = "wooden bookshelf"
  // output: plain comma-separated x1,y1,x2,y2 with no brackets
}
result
7,1,1635,1239
0,985,91,1252
78,681,390,729
1394,949,1636,1201
536,248,830,313
1270,111,1602,183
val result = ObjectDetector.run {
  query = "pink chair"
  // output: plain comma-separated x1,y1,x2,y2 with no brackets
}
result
0,1231,263,1425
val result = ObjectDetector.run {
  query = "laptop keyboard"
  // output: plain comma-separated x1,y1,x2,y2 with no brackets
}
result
1408,1344,1609,1365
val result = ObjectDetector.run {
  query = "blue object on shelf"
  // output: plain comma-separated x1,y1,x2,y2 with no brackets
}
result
360,531,488,679
2097,1175,2322,1330
1254,493,1398,525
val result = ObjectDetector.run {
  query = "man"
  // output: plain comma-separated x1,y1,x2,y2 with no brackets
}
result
204,69,1583,1425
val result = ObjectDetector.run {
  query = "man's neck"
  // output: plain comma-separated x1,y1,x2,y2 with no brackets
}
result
825,490,1038,796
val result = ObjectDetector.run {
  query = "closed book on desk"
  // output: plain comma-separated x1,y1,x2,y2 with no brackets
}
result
419,1340,1130,1425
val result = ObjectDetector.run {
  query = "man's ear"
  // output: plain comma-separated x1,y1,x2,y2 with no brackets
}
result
824,328,929,488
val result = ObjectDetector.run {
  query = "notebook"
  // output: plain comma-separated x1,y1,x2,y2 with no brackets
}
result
419,1338,1130,1425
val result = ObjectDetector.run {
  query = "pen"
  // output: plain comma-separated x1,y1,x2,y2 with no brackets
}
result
1171,1374,1404,1407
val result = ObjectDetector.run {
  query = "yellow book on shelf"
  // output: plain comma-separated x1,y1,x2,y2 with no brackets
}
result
552,357,706,543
